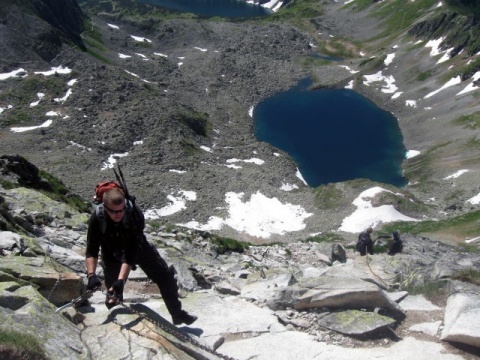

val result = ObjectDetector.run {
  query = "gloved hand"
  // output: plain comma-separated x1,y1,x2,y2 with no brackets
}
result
87,274,102,291
106,279,125,309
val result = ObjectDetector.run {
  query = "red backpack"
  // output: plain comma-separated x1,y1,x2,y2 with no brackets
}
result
93,181,123,204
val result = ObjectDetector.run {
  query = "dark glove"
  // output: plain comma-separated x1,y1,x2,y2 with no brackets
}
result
106,279,125,309
87,274,102,291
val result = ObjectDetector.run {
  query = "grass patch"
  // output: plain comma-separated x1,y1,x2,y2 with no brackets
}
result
451,268,480,285
452,111,480,130
39,170,90,212
403,141,450,182
0,110,32,127
300,56,333,68
79,0,198,21
86,47,114,65
456,242,480,254
416,69,435,81
261,0,324,32
313,184,345,210
402,279,448,298
366,0,440,40
173,106,211,137
0,76,66,128
303,232,345,243
382,209,480,241
373,242,389,254
0,329,46,359
180,139,202,156
210,235,250,254
371,190,431,217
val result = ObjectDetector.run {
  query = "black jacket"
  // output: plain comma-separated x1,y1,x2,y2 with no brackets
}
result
86,204,145,266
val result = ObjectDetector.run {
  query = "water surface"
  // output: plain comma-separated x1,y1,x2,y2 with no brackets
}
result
139,0,273,17
254,79,407,187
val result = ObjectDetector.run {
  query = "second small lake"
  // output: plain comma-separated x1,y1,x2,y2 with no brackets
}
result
253,79,408,188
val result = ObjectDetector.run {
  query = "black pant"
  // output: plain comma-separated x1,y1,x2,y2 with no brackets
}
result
356,240,373,256
103,241,182,317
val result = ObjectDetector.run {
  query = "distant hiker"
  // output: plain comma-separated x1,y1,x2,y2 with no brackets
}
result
388,230,403,256
85,187,197,326
356,226,374,256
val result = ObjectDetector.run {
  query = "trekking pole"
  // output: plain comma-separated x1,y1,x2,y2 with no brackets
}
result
113,164,135,205
55,286,100,313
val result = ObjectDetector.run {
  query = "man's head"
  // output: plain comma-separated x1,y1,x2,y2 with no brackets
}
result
366,227,373,234
103,188,126,222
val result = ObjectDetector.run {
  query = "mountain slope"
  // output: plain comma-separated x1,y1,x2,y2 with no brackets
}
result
0,0,479,244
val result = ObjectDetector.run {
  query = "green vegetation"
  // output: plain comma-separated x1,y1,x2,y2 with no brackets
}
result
313,184,345,210
147,220,163,232
403,142,450,182
180,139,202,156
265,0,323,28
303,232,345,243
373,241,389,254
210,235,250,254
0,76,65,127
457,242,480,254
372,190,431,217
39,170,90,213
80,20,116,64
402,279,448,298
0,329,46,359
364,0,440,41
300,57,333,68
416,69,435,82
382,209,480,241
79,0,198,21
451,268,480,285
1,110,32,127
453,111,480,130
173,107,211,137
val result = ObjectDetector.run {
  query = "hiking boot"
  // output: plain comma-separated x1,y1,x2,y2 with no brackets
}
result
172,311,198,325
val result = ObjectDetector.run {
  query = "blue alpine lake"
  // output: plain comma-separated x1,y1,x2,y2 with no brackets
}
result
138,0,273,17
253,79,408,188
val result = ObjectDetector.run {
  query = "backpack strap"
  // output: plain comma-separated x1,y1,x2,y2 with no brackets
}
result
95,204,107,234
121,199,133,229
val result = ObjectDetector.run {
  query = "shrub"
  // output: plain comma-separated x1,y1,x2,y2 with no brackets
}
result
210,235,250,254
0,329,46,359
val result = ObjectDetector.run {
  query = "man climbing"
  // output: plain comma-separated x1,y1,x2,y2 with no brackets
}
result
388,230,403,256
85,186,197,326
356,226,374,256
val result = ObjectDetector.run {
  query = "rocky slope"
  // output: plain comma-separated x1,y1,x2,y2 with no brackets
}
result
0,0,480,244
1,2,480,358
0,159,480,359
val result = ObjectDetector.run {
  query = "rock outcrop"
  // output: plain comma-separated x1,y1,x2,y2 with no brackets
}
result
0,166,479,358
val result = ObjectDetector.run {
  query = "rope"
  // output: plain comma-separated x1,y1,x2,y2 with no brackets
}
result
361,249,402,288
117,302,237,360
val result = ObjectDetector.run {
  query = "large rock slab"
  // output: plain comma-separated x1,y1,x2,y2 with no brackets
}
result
317,309,397,335
286,276,405,320
398,294,441,311
0,256,82,305
0,283,88,360
219,331,464,360
240,271,295,302
441,292,480,348
2,187,89,229
138,290,282,339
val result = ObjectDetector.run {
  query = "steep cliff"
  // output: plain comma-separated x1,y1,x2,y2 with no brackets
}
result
0,0,85,65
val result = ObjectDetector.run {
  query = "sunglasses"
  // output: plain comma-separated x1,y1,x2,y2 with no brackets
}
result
104,205,126,214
